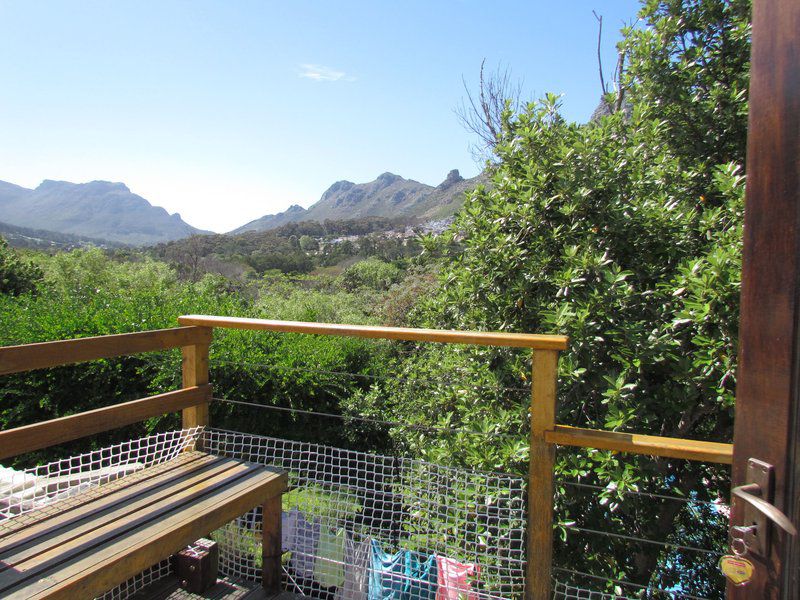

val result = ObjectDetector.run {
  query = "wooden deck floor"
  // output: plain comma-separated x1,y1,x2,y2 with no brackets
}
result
130,575,303,600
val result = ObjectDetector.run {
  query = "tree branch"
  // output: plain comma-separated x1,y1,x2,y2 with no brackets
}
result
593,11,608,95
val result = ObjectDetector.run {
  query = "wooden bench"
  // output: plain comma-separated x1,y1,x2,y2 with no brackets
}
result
0,327,288,599
0,451,286,599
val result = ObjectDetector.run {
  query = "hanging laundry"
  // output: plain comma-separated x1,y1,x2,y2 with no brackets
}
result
282,508,299,552
369,540,437,600
314,526,347,588
369,540,405,600
335,535,371,600
406,552,438,600
288,509,320,579
435,556,479,600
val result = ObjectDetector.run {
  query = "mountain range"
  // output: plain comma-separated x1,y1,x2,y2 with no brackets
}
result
232,169,482,234
0,169,482,246
0,180,207,245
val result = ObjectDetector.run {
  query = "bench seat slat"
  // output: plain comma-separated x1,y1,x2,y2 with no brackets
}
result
0,460,267,591
21,467,286,600
0,456,240,568
0,452,219,548
0,452,287,600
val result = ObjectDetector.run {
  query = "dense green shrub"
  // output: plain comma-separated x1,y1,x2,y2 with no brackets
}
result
0,237,43,296
340,257,402,291
364,0,749,596
0,249,394,464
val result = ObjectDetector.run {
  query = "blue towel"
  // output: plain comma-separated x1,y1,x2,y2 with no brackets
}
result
369,539,437,600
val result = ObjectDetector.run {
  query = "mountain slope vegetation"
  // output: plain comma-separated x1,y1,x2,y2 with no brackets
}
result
233,169,482,234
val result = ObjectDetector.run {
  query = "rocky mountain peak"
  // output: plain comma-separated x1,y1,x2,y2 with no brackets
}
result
0,178,206,245
321,180,355,201
437,169,464,190
37,179,131,194
376,172,402,186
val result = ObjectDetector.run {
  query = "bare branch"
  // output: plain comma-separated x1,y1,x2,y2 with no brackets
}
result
593,11,607,95
613,18,638,114
456,59,523,161
614,48,627,113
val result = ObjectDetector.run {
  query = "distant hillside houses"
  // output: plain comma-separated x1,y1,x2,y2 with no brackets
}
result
323,217,453,247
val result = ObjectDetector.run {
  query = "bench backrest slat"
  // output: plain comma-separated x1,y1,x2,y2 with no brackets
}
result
0,327,213,376
0,385,211,460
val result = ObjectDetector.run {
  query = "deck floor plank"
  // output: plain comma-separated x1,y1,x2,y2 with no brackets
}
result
131,575,270,600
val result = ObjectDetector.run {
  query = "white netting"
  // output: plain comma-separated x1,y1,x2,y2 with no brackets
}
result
203,427,526,600
0,428,203,518
0,427,647,600
98,560,173,600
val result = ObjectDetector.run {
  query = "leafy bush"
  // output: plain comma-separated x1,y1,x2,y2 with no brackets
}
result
366,0,750,595
0,249,394,463
0,237,43,296
340,257,402,291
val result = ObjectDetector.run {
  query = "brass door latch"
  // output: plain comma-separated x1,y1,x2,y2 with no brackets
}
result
730,458,797,557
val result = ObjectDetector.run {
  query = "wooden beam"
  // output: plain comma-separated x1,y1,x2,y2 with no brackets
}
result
262,493,282,594
178,314,569,350
545,425,733,464
181,329,211,430
527,349,559,600
0,327,213,376
0,385,211,460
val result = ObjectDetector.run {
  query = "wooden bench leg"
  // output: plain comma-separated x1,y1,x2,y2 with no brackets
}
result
262,494,282,594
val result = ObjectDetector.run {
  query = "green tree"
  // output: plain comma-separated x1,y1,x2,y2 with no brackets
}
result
0,237,43,296
298,235,319,252
623,0,751,173
370,0,750,595
340,257,401,291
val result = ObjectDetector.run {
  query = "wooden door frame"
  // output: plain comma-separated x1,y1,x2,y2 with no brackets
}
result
730,0,800,597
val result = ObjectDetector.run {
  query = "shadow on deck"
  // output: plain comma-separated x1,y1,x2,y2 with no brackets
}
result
131,575,300,599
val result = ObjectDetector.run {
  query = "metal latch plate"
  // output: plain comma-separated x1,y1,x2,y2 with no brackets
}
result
742,458,773,556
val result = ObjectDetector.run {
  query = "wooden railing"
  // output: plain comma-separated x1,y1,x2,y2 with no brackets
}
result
0,326,213,459
177,315,733,600
0,316,733,600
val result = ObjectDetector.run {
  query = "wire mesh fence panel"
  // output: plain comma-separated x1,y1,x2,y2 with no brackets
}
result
203,427,527,600
0,427,722,599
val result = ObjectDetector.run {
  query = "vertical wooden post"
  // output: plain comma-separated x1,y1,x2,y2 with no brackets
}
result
527,349,559,600
729,0,800,597
181,329,211,430
262,493,283,594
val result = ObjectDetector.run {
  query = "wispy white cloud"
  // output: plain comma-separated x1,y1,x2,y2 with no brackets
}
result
298,64,356,82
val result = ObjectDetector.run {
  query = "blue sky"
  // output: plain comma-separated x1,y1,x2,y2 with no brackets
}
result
0,1,642,232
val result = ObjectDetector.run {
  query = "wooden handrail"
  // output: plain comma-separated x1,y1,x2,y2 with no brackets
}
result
177,315,569,350
0,318,735,600
0,327,213,376
0,385,212,460
545,425,733,464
